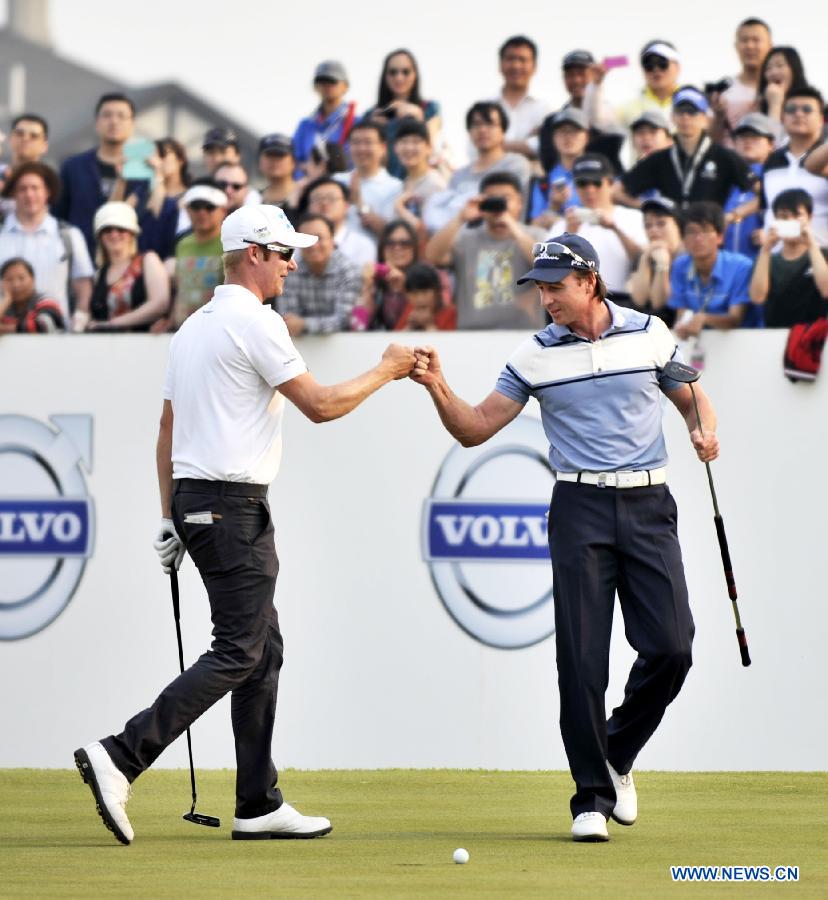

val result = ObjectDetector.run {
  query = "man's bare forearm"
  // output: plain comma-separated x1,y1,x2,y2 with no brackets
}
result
426,379,489,447
156,427,173,517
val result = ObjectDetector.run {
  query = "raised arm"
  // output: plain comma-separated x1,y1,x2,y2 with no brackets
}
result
278,343,415,423
411,346,524,446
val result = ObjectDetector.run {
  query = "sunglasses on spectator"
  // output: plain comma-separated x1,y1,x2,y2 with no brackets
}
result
642,57,670,72
243,239,295,261
575,179,603,188
784,102,817,115
215,180,247,191
385,239,414,248
188,201,217,212
531,241,593,269
387,68,413,77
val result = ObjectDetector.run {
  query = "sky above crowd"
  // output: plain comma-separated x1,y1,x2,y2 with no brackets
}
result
41,0,828,164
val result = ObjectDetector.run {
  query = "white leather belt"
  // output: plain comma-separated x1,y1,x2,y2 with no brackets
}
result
556,467,667,489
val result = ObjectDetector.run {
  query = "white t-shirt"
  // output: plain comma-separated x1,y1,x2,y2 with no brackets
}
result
547,206,647,293
163,284,307,484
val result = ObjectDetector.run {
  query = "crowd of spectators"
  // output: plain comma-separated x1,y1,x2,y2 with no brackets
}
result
1,18,827,344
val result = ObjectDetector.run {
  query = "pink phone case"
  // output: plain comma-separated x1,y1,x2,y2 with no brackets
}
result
602,56,629,70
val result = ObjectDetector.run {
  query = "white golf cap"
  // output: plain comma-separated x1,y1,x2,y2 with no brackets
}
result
182,184,228,208
93,201,141,235
221,205,318,252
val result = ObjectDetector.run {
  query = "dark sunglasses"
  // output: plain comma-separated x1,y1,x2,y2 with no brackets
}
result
385,238,414,248
215,180,247,191
642,57,670,72
243,239,295,261
388,67,412,77
188,201,217,212
784,102,817,115
575,179,603,188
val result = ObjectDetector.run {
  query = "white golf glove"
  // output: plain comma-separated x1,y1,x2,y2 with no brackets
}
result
153,518,185,574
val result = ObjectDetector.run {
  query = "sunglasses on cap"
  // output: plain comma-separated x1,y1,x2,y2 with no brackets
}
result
531,241,594,270
188,200,218,212
243,239,295,261
642,57,670,72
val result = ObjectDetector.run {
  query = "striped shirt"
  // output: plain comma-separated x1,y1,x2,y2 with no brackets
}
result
495,300,684,472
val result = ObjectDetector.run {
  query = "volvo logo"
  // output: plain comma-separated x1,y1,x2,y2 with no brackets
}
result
421,416,555,649
0,415,94,640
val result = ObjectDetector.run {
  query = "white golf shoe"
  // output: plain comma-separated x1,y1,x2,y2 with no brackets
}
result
571,811,609,842
74,742,134,845
608,761,637,825
232,801,332,840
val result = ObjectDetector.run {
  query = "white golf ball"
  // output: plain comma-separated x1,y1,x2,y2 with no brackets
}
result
453,848,469,864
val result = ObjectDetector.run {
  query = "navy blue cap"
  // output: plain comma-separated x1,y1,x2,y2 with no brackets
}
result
672,86,709,114
516,233,600,285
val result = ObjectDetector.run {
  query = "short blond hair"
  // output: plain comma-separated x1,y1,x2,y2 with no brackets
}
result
221,248,247,273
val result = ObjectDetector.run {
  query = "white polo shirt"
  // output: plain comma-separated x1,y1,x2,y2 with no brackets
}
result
163,284,307,484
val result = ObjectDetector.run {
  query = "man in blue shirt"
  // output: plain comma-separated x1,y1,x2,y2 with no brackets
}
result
292,61,357,172
670,201,761,339
411,234,719,843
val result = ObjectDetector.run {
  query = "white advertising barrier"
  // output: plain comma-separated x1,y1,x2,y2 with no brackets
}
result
0,331,825,771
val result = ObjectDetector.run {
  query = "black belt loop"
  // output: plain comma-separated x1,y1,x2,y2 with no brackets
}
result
647,470,652,486
577,472,582,484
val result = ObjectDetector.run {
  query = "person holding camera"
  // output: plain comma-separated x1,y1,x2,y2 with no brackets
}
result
425,171,544,329
548,154,646,304
749,189,828,327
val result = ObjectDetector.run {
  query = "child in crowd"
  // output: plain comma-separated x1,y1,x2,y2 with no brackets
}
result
0,257,64,333
394,262,456,331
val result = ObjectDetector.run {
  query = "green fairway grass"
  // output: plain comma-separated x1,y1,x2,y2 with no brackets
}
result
1,770,826,898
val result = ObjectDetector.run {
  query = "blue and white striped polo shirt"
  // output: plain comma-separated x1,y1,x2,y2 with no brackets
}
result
495,300,684,473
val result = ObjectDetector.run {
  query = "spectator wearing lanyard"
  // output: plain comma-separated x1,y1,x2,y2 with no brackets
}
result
292,61,356,172
616,87,758,219
669,201,759,341
723,113,776,259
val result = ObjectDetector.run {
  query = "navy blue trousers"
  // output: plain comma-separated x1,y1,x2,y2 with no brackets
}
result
103,480,284,819
548,481,694,820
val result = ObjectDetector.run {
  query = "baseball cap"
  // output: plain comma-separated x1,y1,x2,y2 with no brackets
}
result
550,107,589,131
516,233,599,285
202,127,238,150
672,86,709,114
640,194,679,219
314,60,348,83
641,40,680,64
258,133,293,156
562,49,594,69
630,110,672,132
733,112,776,139
93,201,141,235
221,204,318,252
182,184,228,208
572,153,614,182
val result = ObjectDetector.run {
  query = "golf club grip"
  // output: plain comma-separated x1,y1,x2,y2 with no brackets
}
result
713,515,738,600
736,628,751,667
169,567,181,620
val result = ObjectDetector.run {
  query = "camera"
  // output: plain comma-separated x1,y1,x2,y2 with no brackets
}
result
383,105,397,119
704,78,732,96
479,196,507,214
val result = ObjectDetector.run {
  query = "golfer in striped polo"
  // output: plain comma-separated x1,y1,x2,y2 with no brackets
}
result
411,234,719,842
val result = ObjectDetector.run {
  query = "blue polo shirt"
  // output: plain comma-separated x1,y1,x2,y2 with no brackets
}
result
292,102,356,165
495,301,684,473
528,163,579,220
668,249,761,327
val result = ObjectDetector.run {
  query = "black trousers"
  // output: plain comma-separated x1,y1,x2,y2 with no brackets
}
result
102,479,284,819
548,481,694,819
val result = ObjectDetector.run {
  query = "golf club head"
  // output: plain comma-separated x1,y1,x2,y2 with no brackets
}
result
662,360,701,383
183,812,221,828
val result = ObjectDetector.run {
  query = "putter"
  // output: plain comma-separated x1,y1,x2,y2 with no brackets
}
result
169,566,221,827
662,361,751,667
